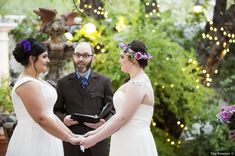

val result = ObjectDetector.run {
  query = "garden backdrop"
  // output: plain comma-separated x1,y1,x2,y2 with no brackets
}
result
0,0,235,155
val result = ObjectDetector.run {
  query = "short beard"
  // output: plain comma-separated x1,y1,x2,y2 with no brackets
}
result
74,60,92,73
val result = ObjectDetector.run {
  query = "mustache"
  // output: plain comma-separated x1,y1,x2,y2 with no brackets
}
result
73,60,92,72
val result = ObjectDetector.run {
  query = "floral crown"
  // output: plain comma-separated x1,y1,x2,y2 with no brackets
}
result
118,43,152,60
20,40,31,53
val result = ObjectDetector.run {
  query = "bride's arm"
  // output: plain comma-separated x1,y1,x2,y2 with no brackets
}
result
81,82,146,148
16,81,80,144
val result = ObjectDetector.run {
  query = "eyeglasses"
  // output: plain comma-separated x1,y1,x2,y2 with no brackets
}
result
73,53,93,59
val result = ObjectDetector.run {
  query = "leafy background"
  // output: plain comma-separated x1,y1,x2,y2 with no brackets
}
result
1,0,235,155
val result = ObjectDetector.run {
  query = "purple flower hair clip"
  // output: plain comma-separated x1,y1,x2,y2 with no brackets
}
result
20,40,31,53
135,52,152,60
118,42,152,61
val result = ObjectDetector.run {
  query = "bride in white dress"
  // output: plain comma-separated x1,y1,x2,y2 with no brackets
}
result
6,38,81,156
80,40,158,156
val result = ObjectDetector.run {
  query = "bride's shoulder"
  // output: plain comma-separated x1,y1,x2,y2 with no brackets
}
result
13,76,39,89
128,79,147,87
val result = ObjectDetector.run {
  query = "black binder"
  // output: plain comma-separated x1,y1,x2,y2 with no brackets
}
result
71,102,113,123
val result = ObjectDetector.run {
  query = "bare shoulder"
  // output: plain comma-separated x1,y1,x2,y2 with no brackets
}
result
16,80,40,94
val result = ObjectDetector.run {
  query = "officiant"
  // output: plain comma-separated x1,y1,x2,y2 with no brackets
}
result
54,42,114,156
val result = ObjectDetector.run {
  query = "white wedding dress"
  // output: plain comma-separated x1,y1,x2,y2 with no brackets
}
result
6,76,64,156
109,90,158,156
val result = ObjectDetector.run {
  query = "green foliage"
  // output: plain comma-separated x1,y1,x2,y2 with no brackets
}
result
217,75,235,103
70,2,216,154
0,80,13,112
10,16,48,42
0,0,8,15
111,13,213,125
177,98,235,155
0,0,73,15
151,127,177,156
9,1,226,154
213,45,235,103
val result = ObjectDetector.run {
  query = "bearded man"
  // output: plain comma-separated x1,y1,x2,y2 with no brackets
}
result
54,42,114,156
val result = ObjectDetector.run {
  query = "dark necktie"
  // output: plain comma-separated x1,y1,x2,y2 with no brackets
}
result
79,76,88,89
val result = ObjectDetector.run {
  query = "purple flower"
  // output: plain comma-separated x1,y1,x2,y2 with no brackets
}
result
219,110,232,123
135,52,143,60
20,40,31,53
135,52,153,60
118,42,152,60
217,105,235,124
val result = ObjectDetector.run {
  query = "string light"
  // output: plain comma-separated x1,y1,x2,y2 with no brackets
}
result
96,45,100,49
202,33,206,38
101,49,105,53
188,58,193,63
222,49,227,55
152,121,156,126
81,3,107,18
145,1,160,18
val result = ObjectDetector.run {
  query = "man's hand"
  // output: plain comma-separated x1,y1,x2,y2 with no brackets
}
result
63,115,79,126
84,119,105,129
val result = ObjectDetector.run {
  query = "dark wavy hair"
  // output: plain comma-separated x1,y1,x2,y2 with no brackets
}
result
13,38,47,66
127,40,149,68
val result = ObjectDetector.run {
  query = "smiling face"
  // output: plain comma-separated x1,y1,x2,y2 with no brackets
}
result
33,51,50,73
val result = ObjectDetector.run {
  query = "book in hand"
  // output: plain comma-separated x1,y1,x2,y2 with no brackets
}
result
71,102,113,123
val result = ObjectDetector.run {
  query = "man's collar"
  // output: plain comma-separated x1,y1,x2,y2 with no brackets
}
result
75,69,91,80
